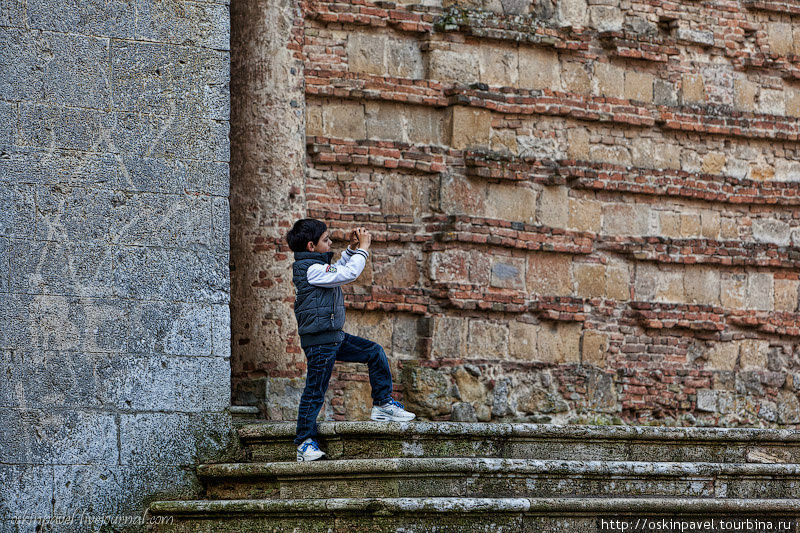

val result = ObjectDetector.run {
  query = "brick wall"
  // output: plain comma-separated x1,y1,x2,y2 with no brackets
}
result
0,1,234,528
232,0,800,427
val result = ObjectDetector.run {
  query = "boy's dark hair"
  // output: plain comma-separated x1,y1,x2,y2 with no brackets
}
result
286,218,327,252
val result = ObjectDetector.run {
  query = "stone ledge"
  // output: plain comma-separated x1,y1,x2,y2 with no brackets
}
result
197,457,800,478
236,420,800,442
308,138,800,206
308,71,800,142
742,0,800,15
148,496,800,516
597,236,800,270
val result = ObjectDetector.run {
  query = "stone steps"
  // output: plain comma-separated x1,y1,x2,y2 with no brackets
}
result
198,458,800,500
147,497,800,532
146,422,800,532
238,421,800,463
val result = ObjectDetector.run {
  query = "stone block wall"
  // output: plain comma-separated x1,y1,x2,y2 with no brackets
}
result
232,0,800,428
0,1,234,529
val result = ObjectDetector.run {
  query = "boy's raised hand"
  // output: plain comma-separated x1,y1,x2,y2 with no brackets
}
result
348,229,359,250
354,227,371,251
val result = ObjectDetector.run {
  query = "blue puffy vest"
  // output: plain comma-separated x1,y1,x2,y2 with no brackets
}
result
291,251,346,349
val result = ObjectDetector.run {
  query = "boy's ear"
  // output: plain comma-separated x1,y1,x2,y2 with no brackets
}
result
306,240,315,252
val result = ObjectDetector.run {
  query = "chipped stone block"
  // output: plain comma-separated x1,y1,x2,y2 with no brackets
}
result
720,272,746,309
347,32,385,75
624,70,653,103
684,266,720,306
120,412,234,466
581,329,609,367
426,46,480,84
705,342,739,371
593,62,625,99
752,218,790,246
322,101,366,139
574,262,605,298
536,184,568,228
467,319,509,358
446,106,491,150
557,0,588,27
536,321,581,364
518,46,561,91
365,101,405,141
589,5,623,31
485,182,537,223
508,320,539,360
561,61,591,95
746,272,774,311
774,278,799,312
739,339,769,370
526,252,572,296
786,86,800,118
405,105,443,145
734,78,757,112
758,88,785,116
490,257,525,290
696,389,717,412
681,74,705,104
568,197,602,232
767,22,794,56
431,316,467,358
566,127,590,160
479,41,518,87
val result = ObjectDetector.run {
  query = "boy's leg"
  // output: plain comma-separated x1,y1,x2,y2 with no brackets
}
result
294,341,340,446
335,333,393,405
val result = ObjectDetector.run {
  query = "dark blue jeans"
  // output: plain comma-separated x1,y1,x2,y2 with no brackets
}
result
294,332,394,445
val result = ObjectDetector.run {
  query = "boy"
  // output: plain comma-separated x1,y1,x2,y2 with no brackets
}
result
285,218,416,461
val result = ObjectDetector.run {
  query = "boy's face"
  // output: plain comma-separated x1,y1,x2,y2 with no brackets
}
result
307,230,332,253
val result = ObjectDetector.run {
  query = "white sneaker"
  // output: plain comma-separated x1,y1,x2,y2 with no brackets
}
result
371,398,416,422
296,438,326,461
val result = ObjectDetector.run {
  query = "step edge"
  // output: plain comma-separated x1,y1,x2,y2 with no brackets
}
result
147,497,800,517
237,421,800,443
196,458,800,479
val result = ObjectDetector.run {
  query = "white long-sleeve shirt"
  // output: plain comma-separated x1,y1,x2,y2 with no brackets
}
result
306,247,370,288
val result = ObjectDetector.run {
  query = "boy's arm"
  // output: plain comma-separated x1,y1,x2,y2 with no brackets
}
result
307,249,370,288
333,246,357,267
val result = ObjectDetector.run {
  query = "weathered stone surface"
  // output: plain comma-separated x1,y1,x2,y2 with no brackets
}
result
774,278,799,312
427,46,480,84
561,62,591,95
536,321,581,364
574,262,606,298
518,46,561,90
467,319,509,358
479,42,518,87
485,182,537,223
508,320,539,360
746,273,774,311
323,101,367,139
681,74,705,104
537,185,568,228
120,412,234,466
683,266,720,306
431,316,467,359
624,71,654,103
526,252,571,296
568,197,602,232
401,364,453,417
447,106,492,150
490,257,526,290
582,330,609,367
739,339,769,371
557,0,588,27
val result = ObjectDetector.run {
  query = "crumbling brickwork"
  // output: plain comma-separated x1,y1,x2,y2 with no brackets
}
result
232,0,800,427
